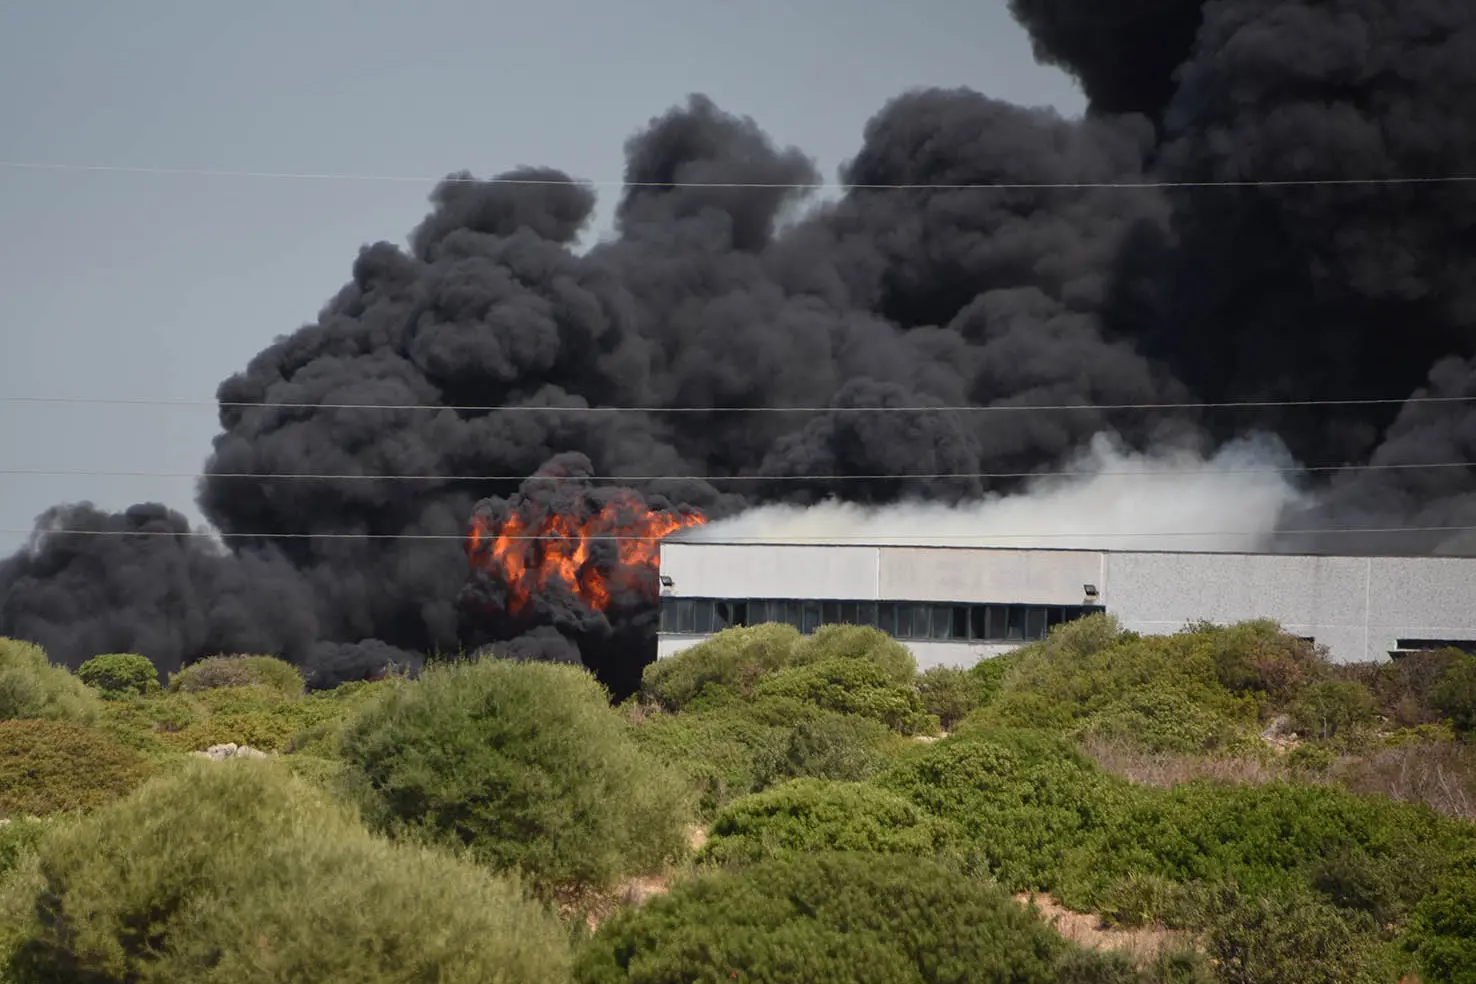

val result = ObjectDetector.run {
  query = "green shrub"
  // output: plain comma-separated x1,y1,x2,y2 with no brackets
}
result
1402,865,1476,984
76,653,160,699
340,658,691,895
631,699,901,820
166,653,305,697
791,623,916,684
0,816,59,879
1202,884,1403,984
1064,780,1472,920
975,624,1259,748
1097,871,1190,929
752,659,939,735
0,638,97,724
0,719,154,817
874,728,1134,892
701,779,963,866
1202,619,1331,708
574,852,1117,984
1289,680,1378,741
1,758,571,983
1043,612,1127,661
917,666,986,730
1079,686,1256,754
640,624,800,711
1431,655,1476,735
95,680,366,755
1136,947,1218,984
1341,649,1464,728
967,649,1024,707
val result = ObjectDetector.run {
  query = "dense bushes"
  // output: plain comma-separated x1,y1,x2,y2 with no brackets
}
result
1402,861,1476,984
640,624,800,710
340,658,691,894
76,653,160,698
917,665,988,730
875,728,1135,892
575,852,1118,984
6,617,1476,981
1201,884,1403,984
0,638,98,724
700,779,963,866
969,617,1265,752
167,653,305,697
639,622,921,716
1288,680,1378,741
791,623,917,683
632,697,902,819
752,658,938,734
0,719,153,816
1060,779,1473,918
1431,654,1476,736
95,677,380,755
1,759,571,983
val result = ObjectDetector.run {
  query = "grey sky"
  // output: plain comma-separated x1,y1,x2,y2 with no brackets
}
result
0,0,1083,554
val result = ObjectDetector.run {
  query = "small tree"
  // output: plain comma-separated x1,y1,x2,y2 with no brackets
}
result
77,653,161,698
340,658,691,895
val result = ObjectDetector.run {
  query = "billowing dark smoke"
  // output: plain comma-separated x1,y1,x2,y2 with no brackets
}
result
460,451,706,692
3,1,1475,691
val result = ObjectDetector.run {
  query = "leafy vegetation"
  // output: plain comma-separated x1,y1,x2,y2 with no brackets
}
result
0,638,98,724
76,653,161,698
700,778,963,866
630,696,904,819
574,852,1122,984
339,658,692,896
166,652,306,697
5,614,1476,982
0,758,570,984
752,657,939,734
0,719,154,817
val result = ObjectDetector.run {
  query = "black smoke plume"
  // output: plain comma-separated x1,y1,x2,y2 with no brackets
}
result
3,1,1475,692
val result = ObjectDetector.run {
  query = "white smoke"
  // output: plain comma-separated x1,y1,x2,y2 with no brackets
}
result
686,432,1313,552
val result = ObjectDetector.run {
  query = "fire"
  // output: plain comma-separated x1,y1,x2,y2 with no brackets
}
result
468,492,705,614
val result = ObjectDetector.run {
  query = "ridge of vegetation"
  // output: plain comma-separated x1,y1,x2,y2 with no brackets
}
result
2,615,1475,983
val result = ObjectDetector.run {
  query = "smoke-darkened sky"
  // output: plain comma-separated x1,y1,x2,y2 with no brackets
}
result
0,0,1081,555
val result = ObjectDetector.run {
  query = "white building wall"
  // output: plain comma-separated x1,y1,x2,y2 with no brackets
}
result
878,547,1102,605
662,542,1105,605
656,542,1476,667
660,543,883,600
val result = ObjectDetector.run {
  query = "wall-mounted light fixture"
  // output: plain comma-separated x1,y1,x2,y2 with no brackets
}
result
1082,583,1099,601
659,575,674,588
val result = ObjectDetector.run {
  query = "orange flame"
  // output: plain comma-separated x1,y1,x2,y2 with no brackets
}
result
468,492,705,614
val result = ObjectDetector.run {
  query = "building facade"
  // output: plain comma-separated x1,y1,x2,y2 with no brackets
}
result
655,540,1476,669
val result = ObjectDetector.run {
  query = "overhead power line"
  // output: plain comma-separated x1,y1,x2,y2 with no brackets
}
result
2,159,1475,191
0,461,1471,483
8,524,1476,543
2,394,1474,413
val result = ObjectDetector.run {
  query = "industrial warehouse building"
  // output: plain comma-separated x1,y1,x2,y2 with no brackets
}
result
655,538,1476,669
